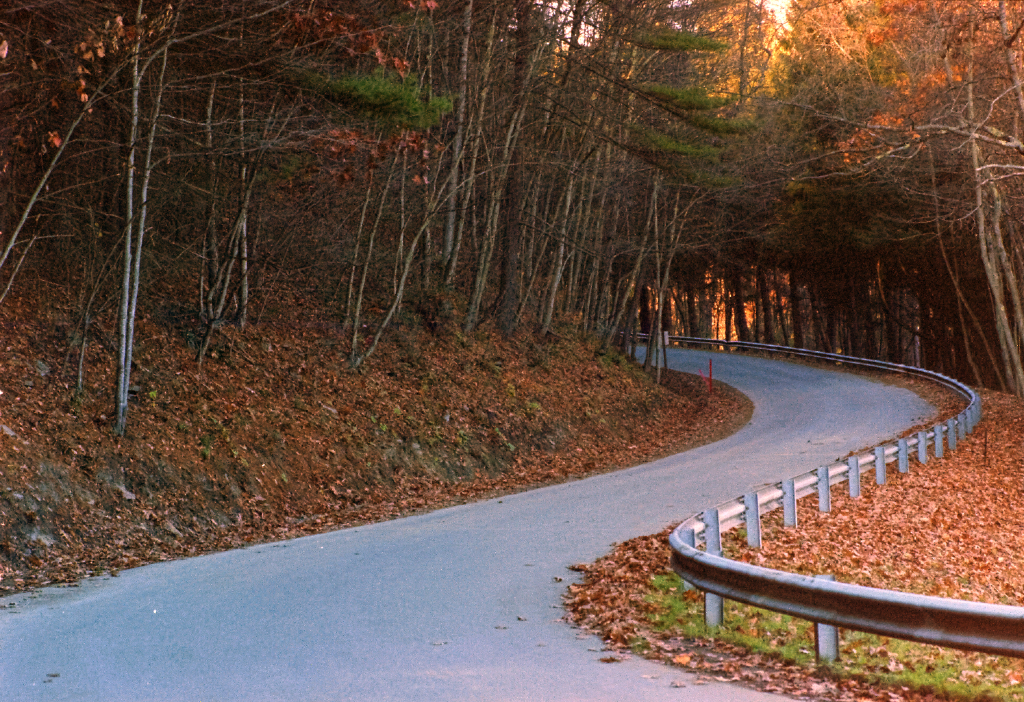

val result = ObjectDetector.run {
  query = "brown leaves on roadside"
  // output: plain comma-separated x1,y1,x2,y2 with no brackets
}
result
0,296,749,597
564,378,1022,702
738,388,1024,609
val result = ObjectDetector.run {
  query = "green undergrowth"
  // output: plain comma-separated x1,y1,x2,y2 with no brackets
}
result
647,573,1024,701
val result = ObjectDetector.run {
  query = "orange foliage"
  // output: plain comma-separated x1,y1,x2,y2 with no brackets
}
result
282,4,420,76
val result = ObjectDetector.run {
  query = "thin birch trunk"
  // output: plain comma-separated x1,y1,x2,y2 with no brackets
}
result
115,6,173,434
349,158,398,363
343,177,378,329
463,70,532,332
445,7,497,288
349,195,447,369
514,179,553,326
442,0,473,273
603,256,646,352
929,148,1003,388
966,26,1024,394
540,177,575,334
201,80,218,321
238,80,249,329
196,169,257,365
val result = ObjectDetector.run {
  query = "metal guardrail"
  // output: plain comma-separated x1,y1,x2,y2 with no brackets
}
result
668,530,1024,658
657,337,1021,659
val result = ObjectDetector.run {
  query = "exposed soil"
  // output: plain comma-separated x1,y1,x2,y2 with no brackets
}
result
0,286,752,594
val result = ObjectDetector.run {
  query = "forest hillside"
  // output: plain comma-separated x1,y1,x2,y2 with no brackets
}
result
5,0,1024,594
0,284,749,594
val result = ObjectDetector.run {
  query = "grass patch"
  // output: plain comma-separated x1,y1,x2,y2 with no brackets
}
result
647,573,1024,700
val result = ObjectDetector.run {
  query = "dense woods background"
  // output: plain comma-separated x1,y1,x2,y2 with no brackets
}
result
4,0,1024,436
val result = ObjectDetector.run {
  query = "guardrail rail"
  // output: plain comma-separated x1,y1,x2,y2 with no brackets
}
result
658,337,1016,661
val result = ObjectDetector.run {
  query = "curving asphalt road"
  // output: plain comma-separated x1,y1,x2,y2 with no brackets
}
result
0,350,936,701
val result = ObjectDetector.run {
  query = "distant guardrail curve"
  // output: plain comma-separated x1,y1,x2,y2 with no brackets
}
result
655,337,1023,659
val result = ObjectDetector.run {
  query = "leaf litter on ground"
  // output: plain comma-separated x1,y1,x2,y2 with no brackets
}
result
0,292,752,596
565,374,1024,702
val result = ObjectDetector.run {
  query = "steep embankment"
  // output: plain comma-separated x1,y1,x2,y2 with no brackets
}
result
0,293,749,593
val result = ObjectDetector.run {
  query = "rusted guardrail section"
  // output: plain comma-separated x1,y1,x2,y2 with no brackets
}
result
659,337,1009,659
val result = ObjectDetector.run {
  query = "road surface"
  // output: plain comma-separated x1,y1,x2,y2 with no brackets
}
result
0,349,935,701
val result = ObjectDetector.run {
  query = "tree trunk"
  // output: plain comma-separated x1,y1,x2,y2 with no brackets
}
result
790,272,804,350
757,267,774,343
724,277,733,342
115,7,172,435
968,89,1024,391
540,177,575,334
732,272,749,341
773,271,789,345
349,160,397,364
445,6,497,289
442,0,473,275
497,0,535,339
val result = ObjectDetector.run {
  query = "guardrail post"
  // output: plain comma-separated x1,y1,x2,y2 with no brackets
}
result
744,493,762,548
848,456,861,498
814,575,839,662
678,528,696,591
817,467,830,512
705,592,724,628
783,479,797,527
703,508,724,627
664,340,986,658
704,508,721,555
